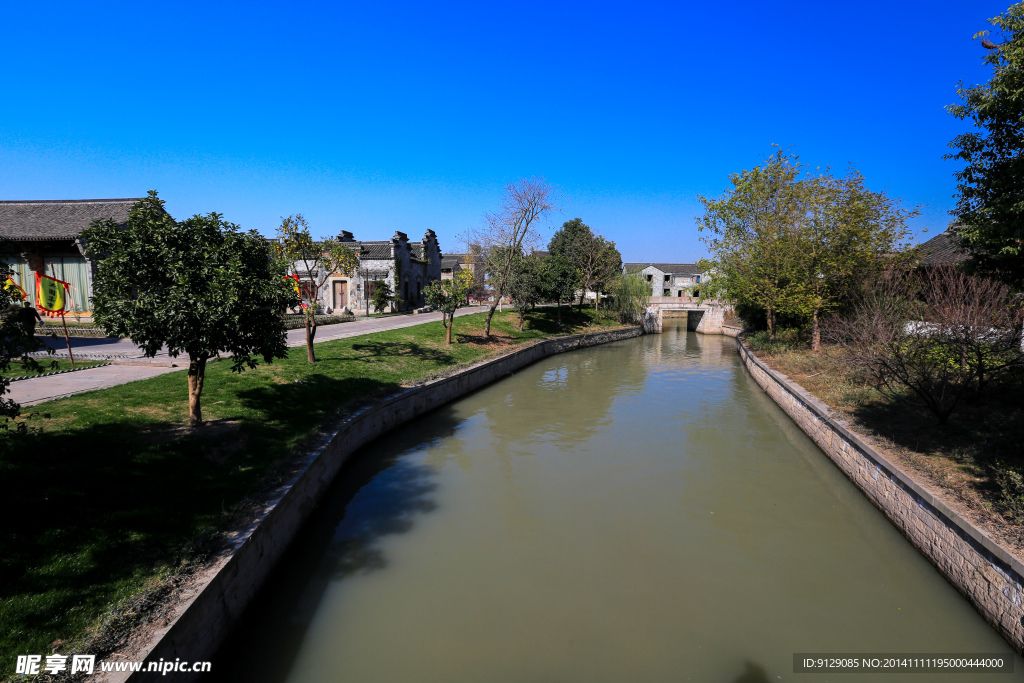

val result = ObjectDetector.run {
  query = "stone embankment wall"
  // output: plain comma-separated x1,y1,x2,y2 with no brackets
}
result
736,338,1024,653
116,327,642,682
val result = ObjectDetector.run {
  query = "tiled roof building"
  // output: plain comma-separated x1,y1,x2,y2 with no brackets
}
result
0,198,147,316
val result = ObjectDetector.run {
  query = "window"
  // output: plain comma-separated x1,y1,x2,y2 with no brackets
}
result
646,274,653,282
663,288,670,296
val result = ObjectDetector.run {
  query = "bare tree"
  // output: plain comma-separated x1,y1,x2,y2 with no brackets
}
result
467,178,558,337
823,268,1024,424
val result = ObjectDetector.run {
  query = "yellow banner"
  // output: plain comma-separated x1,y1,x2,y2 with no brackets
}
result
4,276,26,300
36,273,69,316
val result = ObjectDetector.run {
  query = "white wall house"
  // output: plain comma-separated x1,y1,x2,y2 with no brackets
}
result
622,262,704,298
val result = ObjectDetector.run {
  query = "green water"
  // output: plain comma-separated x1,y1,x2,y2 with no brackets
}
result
215,322,1022,682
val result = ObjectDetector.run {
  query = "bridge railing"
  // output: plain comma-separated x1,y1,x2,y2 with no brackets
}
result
648,297,727,305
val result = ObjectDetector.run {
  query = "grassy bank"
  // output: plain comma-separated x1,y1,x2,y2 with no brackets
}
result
0,308,623,676
0,359,105,380
746,330,1024,556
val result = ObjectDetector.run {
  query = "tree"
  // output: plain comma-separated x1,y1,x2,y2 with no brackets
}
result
467,178,558,337
698,150,804,339
541,254,578,324
424,270,474,344
579,235,621,310
548,218,620,309
610,271,651,325
0,253,50,427
823,268,1024,424
506,252,545,331
277,215,359,362
370,279,393,313
947,3,1024,290
790,168,916,351
82,191,294,426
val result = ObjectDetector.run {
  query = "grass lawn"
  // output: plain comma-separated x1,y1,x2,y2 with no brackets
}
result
746,330,1024,557
0,307,622,673
1,359,105,380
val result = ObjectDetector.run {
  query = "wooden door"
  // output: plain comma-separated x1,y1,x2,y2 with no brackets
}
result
333,281,347,309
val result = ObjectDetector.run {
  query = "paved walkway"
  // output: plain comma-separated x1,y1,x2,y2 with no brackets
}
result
12,307,493,405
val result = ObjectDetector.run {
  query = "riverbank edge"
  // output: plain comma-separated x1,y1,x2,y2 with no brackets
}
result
735,336,1024,653
108,325,641,682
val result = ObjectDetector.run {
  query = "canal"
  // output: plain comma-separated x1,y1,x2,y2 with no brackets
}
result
215,321,1022,681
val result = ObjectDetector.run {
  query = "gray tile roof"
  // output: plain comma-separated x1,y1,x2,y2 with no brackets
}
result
0,198,143,241
623,262,700,275
351,241,393,260
440,257,462,271
918,228,969,267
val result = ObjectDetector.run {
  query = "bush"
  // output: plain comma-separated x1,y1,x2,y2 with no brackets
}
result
823,268,1024,424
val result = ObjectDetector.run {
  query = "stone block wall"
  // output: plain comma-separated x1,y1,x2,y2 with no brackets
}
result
736,338,1024,653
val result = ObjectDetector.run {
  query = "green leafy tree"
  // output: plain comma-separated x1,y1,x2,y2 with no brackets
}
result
424,270,474,343
947,3,1024,289
610,271,651,325
548,218,620,309
791,168,916,351
0,256,50,426
276,215,358,362
83,191,295,426
541,254,578,323
698,150,804,339
506,252,546,331
370,279,394,313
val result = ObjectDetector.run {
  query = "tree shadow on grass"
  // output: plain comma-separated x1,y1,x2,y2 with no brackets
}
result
213,404,464,683
0,418,287,665
341,340,456,364
235,374,402,427
0,374,410,670
847,381,1024,522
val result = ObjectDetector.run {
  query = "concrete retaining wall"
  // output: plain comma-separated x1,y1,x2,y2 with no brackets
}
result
120,326,642,682
736,338,1024,653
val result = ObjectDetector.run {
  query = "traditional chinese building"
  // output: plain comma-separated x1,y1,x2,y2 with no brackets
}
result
0,198,146,318
299,229,443,313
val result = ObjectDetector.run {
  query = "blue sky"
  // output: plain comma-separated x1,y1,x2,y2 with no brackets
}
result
0,1,1008,262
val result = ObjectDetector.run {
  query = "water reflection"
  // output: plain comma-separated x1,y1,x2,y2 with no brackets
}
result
214,326,1022,682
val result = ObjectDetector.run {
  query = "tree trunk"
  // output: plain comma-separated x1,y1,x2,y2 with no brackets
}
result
557,300,562,325
446,315,453,344
518,308,525,331
187,356,208,427
306,316,317,362
766,306,776,341
484,301,498,337
811,308,821,352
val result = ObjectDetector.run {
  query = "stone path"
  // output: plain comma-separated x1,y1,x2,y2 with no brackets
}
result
11,307,492,405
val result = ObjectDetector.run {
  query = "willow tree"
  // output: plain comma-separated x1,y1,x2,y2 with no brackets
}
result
83,191,295,426
276,215,359,362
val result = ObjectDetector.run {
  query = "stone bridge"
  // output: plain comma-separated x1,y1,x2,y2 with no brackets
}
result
644,297,732,334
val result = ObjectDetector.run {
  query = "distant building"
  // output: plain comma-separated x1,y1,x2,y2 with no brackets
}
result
0,198,147,317
440,256,462,280
623,262,704,298
294,229,443,313
916,225,969,268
